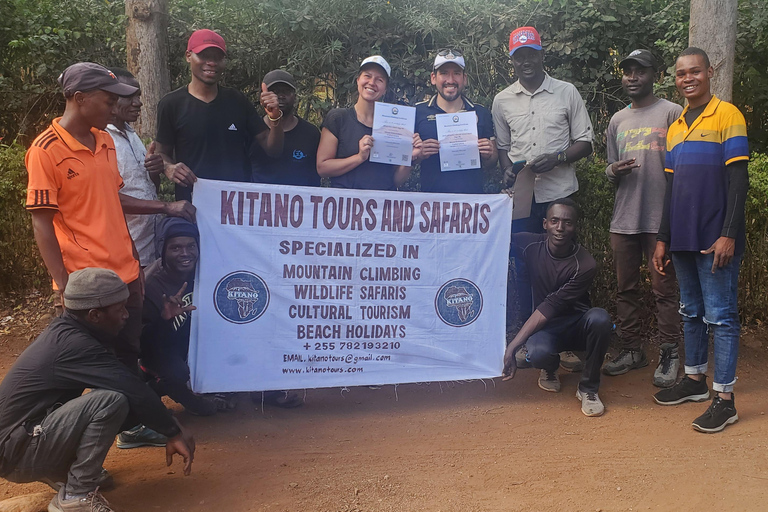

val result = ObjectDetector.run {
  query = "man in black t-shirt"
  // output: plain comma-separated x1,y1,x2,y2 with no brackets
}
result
251,70,321,187
502,198,611,417
155,29,285,201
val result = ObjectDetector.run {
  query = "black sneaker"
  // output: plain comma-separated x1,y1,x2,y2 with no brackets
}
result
692,395,738,433
116,424,167,449
653,375,710,405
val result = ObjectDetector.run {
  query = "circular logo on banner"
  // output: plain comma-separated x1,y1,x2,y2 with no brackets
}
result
392,107,399,115
435,278,483,327
213,271,270,324
452,115,460,123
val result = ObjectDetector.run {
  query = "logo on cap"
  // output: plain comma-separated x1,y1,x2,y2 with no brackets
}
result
213,271,270,324
435,278,483,327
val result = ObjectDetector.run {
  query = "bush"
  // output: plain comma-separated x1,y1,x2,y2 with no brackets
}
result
0,142,47,293
574,153,768,326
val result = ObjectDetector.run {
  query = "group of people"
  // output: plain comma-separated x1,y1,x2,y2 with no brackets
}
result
0,23,749,512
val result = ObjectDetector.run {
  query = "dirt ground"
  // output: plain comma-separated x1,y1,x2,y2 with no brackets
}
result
2,294,768,512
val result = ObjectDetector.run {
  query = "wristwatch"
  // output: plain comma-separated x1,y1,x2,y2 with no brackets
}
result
556,150,567,164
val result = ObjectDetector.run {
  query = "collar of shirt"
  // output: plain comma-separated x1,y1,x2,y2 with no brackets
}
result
509,73,554,97
426,94,477,112
51,117,112,156
676,95,721,129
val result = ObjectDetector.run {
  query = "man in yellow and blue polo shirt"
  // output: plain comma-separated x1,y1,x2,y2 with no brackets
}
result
651,47,749,433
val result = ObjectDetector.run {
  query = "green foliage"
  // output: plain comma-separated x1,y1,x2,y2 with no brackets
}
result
0,0,126,144
1,0,768,320
742,153,768,323
574,154,768,326
0,143,47,293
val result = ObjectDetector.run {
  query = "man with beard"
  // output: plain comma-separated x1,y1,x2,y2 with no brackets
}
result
251,69,321,186
601,50,683,387
414,49,497,193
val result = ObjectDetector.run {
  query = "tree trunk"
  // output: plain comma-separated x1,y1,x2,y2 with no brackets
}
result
688,0,737,102
125,0,170,139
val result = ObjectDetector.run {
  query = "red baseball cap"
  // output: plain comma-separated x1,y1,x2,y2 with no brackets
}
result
187,29,227,55
509,26,542,56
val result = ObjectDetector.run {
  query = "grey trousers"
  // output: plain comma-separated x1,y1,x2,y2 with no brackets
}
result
6,389,129,495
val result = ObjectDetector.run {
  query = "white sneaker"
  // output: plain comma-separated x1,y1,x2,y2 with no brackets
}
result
576,389,605,417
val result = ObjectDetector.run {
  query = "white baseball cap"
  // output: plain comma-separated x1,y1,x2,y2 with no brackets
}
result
433,50,465,70
360,55,391,77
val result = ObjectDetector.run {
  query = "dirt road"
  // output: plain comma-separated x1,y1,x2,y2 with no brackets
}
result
2,301,768,511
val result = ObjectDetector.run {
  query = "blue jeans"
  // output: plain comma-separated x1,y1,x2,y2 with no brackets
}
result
671,251,741,393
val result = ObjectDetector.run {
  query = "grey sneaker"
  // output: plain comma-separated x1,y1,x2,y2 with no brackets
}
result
515,344,532,369
48,487,114,512
559,351,584,372
653,343,680,388
602,349,648,376
576,388,605,417
537,369,561,392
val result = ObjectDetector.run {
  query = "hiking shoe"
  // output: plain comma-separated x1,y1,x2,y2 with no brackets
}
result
48,487,114,512
116,424,167,449
692,395,739,433
653,343,680,388
576,388,605,417
653,375,710,405
43,469,113,492
538,369,561,392
515,344,532,369
602,349,649,376
559,351,584,372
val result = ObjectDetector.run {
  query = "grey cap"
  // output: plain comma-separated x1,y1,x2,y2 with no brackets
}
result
58,62,139,97
63,268,129,310
263,69,296,90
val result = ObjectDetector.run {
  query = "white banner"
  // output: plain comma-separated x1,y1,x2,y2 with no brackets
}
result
189,179,512,392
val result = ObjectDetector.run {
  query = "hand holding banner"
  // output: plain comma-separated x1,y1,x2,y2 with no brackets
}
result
189,180,512,392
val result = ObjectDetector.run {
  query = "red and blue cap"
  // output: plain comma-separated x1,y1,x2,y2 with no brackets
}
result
509,26,542,56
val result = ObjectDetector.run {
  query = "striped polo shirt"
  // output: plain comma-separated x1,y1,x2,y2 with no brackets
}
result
664,96,749,252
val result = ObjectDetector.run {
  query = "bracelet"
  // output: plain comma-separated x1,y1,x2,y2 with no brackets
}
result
267,111,283,123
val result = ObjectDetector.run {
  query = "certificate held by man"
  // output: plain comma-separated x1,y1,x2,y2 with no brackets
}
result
435,111,481,172
371,101,416,166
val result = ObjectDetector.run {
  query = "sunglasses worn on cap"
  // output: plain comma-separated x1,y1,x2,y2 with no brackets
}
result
437,48,463,58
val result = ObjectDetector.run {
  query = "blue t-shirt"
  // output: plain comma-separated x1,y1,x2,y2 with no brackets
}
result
664,96,749,253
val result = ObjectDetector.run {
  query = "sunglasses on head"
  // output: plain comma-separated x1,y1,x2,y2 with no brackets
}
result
436,48,463,58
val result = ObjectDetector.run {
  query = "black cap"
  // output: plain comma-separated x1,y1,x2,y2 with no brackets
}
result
263,70,296,90
58,62,139,97
619,49,659,71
